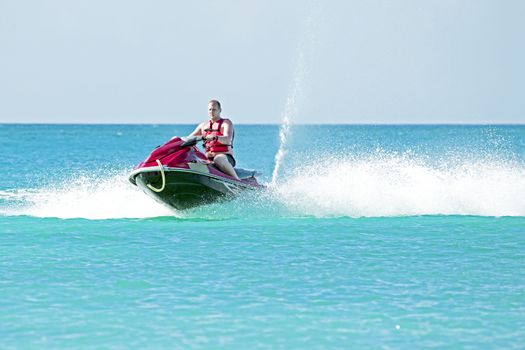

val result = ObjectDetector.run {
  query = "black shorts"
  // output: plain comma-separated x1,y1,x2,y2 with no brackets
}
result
208,154,236,167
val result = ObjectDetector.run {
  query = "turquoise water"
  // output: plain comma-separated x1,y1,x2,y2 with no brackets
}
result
1,124,525,349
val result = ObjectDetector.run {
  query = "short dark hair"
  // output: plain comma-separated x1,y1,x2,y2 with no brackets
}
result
208,99,221,111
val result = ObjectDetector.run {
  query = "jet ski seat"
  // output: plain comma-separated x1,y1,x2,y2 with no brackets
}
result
234,168,261,179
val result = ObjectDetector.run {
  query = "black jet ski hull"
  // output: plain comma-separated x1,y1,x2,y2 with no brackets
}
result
132,168,253,210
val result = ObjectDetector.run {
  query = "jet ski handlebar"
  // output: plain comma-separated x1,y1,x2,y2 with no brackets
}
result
181,136,205,147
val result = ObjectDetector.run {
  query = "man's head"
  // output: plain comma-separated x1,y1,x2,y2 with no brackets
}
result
208,100,222,120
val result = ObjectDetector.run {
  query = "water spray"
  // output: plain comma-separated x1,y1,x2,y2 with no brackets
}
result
270,2,321,186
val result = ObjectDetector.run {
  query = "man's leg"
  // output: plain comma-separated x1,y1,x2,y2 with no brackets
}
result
213,154,239,179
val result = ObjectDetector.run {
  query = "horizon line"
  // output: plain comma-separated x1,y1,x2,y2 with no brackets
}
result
1,122,524,126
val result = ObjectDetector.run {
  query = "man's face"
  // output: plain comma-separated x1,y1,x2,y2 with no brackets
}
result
208,103,221,119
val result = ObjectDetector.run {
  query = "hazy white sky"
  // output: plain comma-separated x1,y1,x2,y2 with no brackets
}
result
1,0,524,124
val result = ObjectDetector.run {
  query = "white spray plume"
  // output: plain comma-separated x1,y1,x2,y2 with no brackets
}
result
271,1,322,186
272,154,525,217
1,170,175,219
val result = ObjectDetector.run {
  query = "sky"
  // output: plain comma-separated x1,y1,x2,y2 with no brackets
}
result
1,0,524,124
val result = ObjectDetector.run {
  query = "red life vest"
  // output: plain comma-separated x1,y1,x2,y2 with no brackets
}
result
203,118,233,153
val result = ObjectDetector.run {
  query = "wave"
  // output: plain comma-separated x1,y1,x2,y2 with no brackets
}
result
0,170,174,220
1,153,524,219
271,153,525,217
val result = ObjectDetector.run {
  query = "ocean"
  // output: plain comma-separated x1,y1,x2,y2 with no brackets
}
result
1,124,524,349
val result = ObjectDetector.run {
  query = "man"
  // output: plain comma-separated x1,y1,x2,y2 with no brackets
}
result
187,99,239,179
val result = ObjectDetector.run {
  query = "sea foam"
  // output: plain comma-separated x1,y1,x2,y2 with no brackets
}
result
0,170,174,219
272,154,525,217
1,153,524,219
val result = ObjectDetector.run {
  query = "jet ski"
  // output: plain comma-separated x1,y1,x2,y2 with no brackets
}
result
129,136,263,210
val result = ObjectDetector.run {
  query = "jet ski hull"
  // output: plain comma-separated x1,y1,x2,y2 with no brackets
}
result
131,167,255,210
